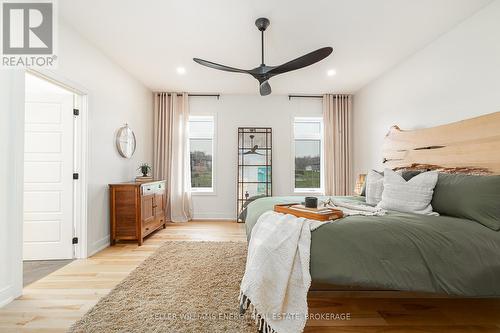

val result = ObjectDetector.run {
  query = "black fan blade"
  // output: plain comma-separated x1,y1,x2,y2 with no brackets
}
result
260,81,272,96
267,47,333,75
193,58,248,73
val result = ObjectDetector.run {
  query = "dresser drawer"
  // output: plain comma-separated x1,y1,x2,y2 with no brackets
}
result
141,181,165,195
143,218,161,235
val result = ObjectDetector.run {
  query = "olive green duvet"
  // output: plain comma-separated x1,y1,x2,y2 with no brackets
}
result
244,196,500,296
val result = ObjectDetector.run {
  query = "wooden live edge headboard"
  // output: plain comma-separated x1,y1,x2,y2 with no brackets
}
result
382,111,500,175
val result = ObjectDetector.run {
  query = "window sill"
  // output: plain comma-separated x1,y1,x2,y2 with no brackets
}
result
191,189,216,196
293,189,325,196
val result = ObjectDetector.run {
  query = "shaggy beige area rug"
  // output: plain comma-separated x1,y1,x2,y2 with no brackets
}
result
69,241,255,333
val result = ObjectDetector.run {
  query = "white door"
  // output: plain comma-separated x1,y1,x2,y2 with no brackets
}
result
24,87,75,260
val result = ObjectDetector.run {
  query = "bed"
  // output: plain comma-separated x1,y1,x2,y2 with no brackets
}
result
245,195,500,296
243,112,500,297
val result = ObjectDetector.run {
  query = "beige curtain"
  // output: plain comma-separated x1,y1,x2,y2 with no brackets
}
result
153,92,193,222
323,94,353,195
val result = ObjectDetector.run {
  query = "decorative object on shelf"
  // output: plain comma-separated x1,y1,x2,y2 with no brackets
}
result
138,163,152,177
237,127,272,222
354,173,367,195
116,124,136,159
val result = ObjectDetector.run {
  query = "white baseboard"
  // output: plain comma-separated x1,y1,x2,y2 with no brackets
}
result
192,212,235,220
191,217,236,222
88,235,110,257
0,285,16,308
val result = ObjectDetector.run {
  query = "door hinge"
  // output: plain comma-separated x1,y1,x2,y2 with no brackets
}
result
73,173,79,180
72,237,78,244
73,108,79,116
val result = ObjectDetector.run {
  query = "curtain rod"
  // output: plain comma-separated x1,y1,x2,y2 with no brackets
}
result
157,93,220,100
189,94,220,99
288,94,323,100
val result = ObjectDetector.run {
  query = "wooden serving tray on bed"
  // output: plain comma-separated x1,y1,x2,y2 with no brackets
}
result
274,203,344,221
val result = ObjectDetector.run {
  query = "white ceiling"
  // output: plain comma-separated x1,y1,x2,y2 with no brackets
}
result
60,0,491,95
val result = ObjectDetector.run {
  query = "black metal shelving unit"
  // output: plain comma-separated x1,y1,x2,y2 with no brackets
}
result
237,127,272,222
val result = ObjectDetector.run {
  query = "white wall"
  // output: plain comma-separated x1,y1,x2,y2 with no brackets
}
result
0,19,153,307
0,70,24,307
54,21,153,255
353,0,500,177
190,95,322,220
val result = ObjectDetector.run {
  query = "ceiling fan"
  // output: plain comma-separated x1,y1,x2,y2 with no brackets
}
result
193,18,333,96
243,135,263,155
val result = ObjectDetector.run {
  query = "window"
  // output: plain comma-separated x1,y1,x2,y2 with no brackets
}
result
293,117,323,193
189,116,215,192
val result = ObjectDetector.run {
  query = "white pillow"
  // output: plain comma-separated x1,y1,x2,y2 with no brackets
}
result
365,170,384,205
377,168,438,215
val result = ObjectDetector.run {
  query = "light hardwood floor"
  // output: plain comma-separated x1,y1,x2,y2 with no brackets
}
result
0,221,499,333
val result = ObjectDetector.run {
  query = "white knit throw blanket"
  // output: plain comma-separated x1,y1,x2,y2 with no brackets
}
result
326,199,387,216
239,204,386,333
239,211,324,333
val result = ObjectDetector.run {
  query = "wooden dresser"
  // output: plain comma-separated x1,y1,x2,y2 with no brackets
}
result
109,180,166,246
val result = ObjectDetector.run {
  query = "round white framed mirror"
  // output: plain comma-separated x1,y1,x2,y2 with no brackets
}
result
116,124,136,159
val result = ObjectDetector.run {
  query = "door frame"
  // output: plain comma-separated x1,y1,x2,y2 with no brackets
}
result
25,68,89,259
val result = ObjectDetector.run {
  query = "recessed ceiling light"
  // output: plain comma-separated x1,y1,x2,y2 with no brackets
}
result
327,69,337,76
176,67,186,75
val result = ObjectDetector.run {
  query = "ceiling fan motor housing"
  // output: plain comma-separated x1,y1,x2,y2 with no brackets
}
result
255,17,270,31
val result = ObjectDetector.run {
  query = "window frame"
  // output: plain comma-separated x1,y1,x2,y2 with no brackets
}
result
188,115,216,194
292,116,324,194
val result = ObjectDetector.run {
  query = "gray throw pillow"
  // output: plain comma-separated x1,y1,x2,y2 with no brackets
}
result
431,173,500,230
365,170,384,205
401,170,423,181
377,169,438,215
